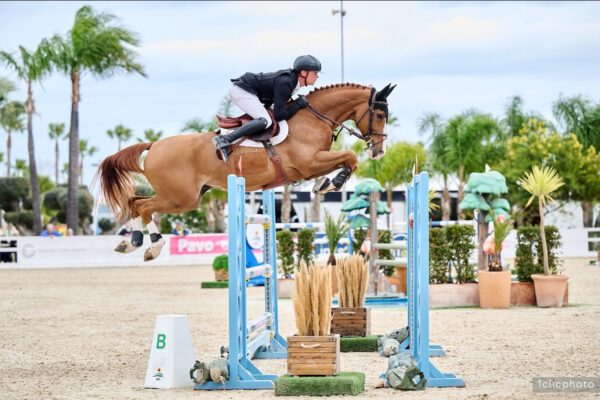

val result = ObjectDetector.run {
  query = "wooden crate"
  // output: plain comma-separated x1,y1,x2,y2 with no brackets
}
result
330,307,371,337
287,334,340,376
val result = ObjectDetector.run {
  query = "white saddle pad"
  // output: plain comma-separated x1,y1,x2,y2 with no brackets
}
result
219,120,289,147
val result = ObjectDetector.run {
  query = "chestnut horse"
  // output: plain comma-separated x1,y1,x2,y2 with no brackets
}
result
96,83,395,261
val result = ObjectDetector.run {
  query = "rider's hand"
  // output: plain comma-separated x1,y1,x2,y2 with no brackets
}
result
296,96,309,109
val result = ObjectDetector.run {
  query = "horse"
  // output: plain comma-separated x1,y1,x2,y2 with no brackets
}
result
96,82,396,261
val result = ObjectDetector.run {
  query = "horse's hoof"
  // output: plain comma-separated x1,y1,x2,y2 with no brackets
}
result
143,239,165,262
114,240,139,254
144,248,156,262
312,177,331,193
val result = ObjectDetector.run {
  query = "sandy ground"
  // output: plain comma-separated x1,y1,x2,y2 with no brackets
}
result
1,258,599,400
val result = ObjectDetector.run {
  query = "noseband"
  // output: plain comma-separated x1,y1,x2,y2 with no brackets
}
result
305,88,388,151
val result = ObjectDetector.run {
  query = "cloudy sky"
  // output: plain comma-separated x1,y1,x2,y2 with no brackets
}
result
1,1,599,187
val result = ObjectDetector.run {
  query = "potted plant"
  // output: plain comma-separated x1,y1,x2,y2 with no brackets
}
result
276,230,295,298
288,261,339,376
478,211,513,308
331,255,370,337
520,165,568,307
212,254,228,281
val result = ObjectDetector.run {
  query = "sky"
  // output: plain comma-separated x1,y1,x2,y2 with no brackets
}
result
1,1,600,188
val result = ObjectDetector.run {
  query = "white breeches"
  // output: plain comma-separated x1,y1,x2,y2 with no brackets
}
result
228,85,273,128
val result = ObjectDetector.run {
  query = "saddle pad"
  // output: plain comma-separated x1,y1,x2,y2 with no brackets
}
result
219,120,289,148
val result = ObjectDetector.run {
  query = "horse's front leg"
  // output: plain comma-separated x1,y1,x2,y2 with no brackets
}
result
309,150,358,193
114,216,144,253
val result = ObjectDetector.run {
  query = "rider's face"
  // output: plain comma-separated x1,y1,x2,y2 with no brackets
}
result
300,70,319,86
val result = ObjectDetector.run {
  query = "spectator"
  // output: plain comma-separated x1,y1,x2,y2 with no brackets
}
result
118,221,133,237
67,228,74,236
41,223,62,238
171,221,189,236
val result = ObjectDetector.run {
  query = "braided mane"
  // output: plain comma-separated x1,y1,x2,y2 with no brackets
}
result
306,82,371,98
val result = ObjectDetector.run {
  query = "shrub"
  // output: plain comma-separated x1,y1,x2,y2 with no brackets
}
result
98,218,115,232
377,229,394,276
445,225,476,283
352,228,368,254
212,254,228,271
5,211,33,230
516,225,561,282
430,227,450,284
296,228,315,269
276,230,295,277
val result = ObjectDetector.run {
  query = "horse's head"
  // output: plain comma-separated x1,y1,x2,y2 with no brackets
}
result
354,84,396,160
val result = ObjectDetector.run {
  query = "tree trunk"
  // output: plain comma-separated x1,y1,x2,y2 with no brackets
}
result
581,201,594,228
457,165,465,220
25,82,42,235
478,211,489,271
216,200,226,232
55,139,59,185
79,157,83,185
312,192,321,222
441,181,451,221
539,198,550,276
6,132,11,177
67,71,80,234
281,185,291,223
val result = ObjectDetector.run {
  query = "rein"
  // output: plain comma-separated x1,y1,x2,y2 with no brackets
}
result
304,89,388,148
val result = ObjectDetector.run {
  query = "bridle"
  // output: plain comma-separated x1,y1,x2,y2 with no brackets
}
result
305,88,388,150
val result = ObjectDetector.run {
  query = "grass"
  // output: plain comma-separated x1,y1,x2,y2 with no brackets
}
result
340,335,379,352
200,281,228,289
274,372,365,396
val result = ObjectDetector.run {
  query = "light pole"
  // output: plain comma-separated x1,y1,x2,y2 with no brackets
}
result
331,1,346,83
332,1,348,202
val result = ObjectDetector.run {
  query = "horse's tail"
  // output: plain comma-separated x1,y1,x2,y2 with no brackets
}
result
95,142,153,220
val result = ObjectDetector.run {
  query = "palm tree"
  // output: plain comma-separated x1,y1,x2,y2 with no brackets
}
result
79,139,98,185
0,42,54,235
106,124,133,151
137,129,162,143
49,5,146,233
48,122,66,184
0,100,25,177
419,112,452,220
552,94,600,227
520,165,564,275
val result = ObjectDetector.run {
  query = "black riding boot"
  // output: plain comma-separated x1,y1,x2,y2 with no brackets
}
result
212,117,269,162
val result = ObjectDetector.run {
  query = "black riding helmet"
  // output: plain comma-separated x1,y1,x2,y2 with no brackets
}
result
293,55,321,73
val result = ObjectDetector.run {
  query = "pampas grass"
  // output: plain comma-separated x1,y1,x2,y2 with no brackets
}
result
336,255,369,307
292,260,332,336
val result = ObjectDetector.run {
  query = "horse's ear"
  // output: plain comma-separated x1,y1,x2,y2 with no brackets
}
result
387,84,397,96
375,84,391,101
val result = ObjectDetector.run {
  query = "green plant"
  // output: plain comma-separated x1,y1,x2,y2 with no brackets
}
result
212,254,228,271
296,228,315,270
520,165,565,275
445,225,477,283
377,229,394,276
276,230,295,277
98,217,115,232
430,227,450,283
324,209,349,266
516,225,561,282
488,210,514,272
351,228,368,255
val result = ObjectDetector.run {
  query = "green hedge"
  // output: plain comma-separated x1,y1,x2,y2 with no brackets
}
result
429,224,476,284
296,228,315,269
516,225,561,282
276,230,295,277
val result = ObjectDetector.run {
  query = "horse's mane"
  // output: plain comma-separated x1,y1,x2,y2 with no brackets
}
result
306,82,371,99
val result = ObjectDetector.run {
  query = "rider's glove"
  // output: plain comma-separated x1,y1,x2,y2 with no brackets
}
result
296,96,309,109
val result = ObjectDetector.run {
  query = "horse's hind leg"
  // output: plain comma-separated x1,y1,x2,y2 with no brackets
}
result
114,197,148,254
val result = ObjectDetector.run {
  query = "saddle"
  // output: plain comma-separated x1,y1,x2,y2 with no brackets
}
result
216,109,280,141
214,109,289,190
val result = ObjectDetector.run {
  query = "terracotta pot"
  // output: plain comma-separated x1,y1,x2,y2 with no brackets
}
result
531,274,569,308
276,278,295,298
429,283,479,307
394,266,407,294
478,270,511,309
384,275,402,293
510,282,536,306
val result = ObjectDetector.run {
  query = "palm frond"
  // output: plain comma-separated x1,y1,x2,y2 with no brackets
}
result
520,165,564,208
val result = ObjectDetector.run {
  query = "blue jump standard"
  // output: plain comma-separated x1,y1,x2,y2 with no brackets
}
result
195,175,286,390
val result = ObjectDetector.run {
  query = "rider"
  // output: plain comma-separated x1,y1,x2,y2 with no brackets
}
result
212,55,322,162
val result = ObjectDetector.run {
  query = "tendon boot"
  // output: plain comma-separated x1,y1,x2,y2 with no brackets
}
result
212,117,269,162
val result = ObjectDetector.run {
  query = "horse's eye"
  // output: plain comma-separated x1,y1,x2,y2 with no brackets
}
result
376,113,385,120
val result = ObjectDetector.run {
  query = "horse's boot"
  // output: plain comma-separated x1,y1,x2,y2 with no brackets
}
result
212,117,269,162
